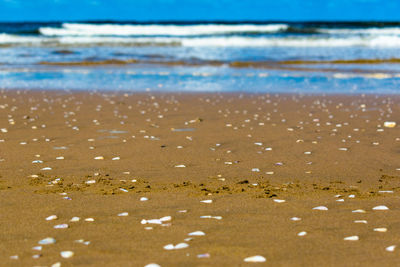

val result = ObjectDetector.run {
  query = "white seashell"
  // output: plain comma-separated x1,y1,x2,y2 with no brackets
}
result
354,220,368,224
197,253,210,258
38,237,56,245
46,215,58,221
41,167,52,170
378,190,393,193
348,194,355,198
163,244,175,250
54,224,68,229
70,217,80,222
352,209,366,213
384,121,396,128
291,217,301,221
174,243,189,249
32,254,41,259
86,180,96,184
344,236,359,241
85,218,94,222
1,128,8,133
188,231,205,236
200,200,213,204
119,188,128,192
175,164,186,168
56,156,64,160
373,205,389,210
145,264,161,267
51,263,61,267
94,156,104,160
9,255,18,260
244,255,266,262
32,246,42,251
313,206,328,211
386,245,396,252
112,157,120,160
140,197,148,201
60,251,74,258
32,160,43,163
160,216,171,222
297,231,307,236
118,212,129,217
336,199,344,202
374,228,387,232
273,199,285,203
304,151,311,155
146,219,162,224
252,168,260,172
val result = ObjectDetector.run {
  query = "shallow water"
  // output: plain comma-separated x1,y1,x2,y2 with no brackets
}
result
1,21,400,93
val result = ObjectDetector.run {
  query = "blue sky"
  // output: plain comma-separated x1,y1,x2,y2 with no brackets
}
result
0,0,399,22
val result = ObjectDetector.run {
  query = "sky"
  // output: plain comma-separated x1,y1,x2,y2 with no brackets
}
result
0,0,399,22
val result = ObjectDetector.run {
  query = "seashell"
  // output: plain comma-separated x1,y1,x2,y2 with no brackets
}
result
352,209,366,213
119,188,128,192
32,246,42,251
140,197,148,201
51,263,61,267
85,218,94,222
252,168,260,172
56,156,64,160
145,264,161,267
197,253,210,258
291,217,301,221
373,205,389,210
163,244,175,250
386,245,396,252
54,224,68,229
175,164,186,168
188,231,205,236
86,180,96,184
244,255,266,262
160,216,171,222
313,206,328,211
94,156,104,160
174,243,189,249
46,215,58,221
273,199,285,203
297,231,307,236
60,251,74,258
41,167,52,170
374,228,387,232
70,217,80,222
9,255,18,260
200,200,213,204
354,220,367,224
118,212,129,217
112,157,120,160
38,237,56,245
344,236,359,241
383,121,396,128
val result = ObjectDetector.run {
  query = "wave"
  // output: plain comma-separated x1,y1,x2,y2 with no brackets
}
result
320,27,400,35
2,34,400,48
39,23,289,36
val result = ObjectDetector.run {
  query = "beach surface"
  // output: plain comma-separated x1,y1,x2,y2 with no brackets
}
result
0,90,399,266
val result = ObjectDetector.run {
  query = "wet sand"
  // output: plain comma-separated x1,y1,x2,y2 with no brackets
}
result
0,90,399,266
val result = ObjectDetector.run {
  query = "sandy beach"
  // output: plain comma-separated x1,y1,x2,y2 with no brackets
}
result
0,90,399,266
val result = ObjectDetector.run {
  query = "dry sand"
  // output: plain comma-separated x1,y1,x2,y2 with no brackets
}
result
0,90,399,266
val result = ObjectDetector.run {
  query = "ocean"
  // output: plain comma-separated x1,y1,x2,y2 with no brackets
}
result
1,21,400,93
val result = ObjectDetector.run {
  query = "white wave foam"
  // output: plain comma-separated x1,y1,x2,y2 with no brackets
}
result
320,27,400,35
39,23,289,36
2,34,400,48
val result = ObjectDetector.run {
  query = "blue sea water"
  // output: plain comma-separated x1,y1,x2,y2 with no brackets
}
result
1,21,400,93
